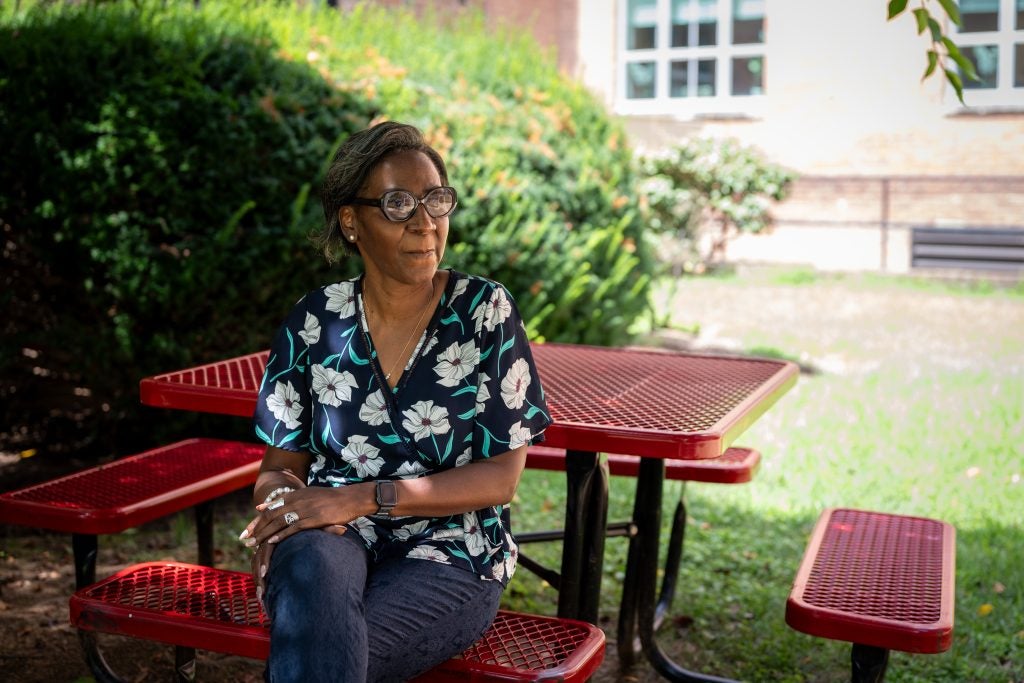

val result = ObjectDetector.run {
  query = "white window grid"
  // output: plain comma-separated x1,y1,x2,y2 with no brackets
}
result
616,0,767,118
951,0,1024,107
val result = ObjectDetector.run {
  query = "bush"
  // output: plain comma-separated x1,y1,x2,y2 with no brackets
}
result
640,137,795,270
1,3,375,455
1,2,655,458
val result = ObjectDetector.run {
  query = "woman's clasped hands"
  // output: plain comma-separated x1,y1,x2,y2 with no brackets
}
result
238,474,360,608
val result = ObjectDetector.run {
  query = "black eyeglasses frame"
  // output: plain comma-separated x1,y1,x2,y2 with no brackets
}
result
349,186,458,223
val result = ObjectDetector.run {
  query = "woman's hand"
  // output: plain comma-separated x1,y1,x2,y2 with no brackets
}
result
240,484,375,607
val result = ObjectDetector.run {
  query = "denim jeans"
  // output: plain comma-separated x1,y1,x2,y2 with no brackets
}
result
264,528,504,683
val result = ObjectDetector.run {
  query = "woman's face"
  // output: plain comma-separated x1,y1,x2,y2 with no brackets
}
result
342,150,449,288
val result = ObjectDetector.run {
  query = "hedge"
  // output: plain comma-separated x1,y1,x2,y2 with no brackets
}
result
0,1,654,458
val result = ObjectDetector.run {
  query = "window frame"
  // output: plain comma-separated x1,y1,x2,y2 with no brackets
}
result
616,0,768,117
950,0,1024,107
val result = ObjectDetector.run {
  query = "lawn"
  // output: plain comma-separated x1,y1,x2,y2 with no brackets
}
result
503,268,1024,682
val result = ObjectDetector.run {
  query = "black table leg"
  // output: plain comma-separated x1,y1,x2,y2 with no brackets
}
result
195,501,215,567
557,450,608,623
72,533,98,589
634,457,737,683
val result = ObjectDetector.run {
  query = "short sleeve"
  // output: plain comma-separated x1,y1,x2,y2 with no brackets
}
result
472,284,552,459
253,296,315,452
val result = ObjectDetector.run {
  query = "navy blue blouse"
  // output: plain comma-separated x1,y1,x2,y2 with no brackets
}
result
253,270,552,584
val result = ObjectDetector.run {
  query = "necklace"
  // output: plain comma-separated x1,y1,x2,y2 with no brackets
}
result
384,303,430,381
365,284,435,383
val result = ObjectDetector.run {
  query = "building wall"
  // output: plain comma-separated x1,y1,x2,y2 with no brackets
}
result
570,1,1024,274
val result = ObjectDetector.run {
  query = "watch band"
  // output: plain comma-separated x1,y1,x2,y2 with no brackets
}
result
375,479,397,516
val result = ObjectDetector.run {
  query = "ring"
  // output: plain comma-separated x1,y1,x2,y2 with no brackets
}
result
267,498,285,511
283,511,299,526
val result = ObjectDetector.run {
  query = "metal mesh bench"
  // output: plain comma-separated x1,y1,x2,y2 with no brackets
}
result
786,508,956,682
70,561,606,682
0,438,264,587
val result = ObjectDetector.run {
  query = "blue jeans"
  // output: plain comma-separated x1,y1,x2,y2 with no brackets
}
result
264,529,504,683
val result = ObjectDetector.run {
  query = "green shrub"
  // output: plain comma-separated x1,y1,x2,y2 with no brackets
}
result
1,1,655,457
1,3,374,454
640,137,795,269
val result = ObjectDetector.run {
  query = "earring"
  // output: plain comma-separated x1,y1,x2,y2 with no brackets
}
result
348,234,357,242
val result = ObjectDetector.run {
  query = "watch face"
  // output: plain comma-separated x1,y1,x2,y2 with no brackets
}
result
376,480,397,508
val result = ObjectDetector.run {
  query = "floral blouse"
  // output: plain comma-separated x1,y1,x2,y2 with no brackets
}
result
253,270,551,585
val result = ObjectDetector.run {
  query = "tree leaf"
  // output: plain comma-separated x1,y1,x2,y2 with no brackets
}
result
912,8,930,35
944,68,965,105
936,0,962,26
944,37,980,81
923,49,939,79
927,17,943,42
887,0,909,19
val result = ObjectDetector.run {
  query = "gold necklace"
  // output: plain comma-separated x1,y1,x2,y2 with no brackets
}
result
366,285,435,382
384,302,430,381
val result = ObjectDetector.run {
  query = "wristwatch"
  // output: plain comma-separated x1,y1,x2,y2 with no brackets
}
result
375,479,398,517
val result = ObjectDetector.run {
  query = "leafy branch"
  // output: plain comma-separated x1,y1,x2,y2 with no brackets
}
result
887,0,979,104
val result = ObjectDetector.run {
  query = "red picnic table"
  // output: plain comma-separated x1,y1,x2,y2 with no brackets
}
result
140,342,798,682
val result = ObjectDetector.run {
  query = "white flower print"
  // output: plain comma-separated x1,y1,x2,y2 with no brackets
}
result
420,334,438,357
298,311,321,345
455,447,472,468
463,512,487,557
450,277,468,302
508,421,534,450
407,545,450,564
433,341,480,387
472,287,513,333
491,558,506,582
476,373,491,416
310,365,357,407
341,435,384,478
266,381,303,429
358,389,388,426
351,517,378,545
396,460,428,478
431,527,462,541
500,358,532,409
401,400,451,441
394,520,429,541
324,281,357,319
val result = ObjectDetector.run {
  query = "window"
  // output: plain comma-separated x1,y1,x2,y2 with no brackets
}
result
955,0,1024,102
619,0,766,115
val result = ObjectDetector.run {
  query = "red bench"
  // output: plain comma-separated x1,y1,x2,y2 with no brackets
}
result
0,438,264,587
786,508,956,682
70,561,606,682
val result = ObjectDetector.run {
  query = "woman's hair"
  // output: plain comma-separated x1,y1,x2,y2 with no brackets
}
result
316,121,449,261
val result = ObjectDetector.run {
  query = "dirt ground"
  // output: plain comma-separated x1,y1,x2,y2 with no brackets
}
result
3,270,1022,682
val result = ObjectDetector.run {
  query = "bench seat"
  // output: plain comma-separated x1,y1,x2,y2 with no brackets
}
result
0,438,264,587
525,445,760,483
786,508,956,681
71,561,606,682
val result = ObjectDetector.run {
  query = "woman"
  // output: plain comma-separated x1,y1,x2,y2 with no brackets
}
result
239,121,552,682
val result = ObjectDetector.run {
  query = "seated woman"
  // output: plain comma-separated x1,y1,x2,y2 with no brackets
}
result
239,120,551,682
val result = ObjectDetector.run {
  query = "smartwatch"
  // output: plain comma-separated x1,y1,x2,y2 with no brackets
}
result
375,479,398,516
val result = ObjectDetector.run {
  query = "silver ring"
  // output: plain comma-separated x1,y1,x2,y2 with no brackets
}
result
283,511,299,526
267,498,285,511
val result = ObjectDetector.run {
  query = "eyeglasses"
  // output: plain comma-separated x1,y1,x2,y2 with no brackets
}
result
350,186,458,223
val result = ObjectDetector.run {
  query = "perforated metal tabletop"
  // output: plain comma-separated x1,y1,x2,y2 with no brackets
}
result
140,343,798,460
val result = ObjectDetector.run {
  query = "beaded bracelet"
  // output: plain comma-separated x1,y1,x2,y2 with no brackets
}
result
262,486,295,507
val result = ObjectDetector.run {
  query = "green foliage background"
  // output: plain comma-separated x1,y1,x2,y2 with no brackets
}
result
0,1,653,458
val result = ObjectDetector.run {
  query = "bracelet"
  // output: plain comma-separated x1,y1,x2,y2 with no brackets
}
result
262,486,295,507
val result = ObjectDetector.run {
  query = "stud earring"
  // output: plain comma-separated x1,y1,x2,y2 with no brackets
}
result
348,234,356,242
